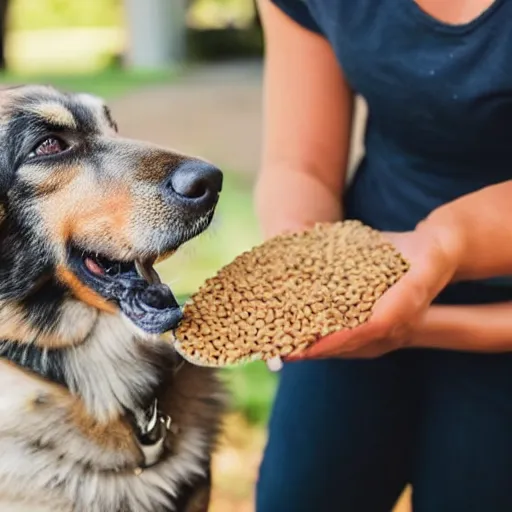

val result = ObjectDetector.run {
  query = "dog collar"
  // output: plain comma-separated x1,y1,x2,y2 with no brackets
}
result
129,397,176,469
0,338,182,470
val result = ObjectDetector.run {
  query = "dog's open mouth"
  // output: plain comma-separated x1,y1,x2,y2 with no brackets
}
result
68,247,182,334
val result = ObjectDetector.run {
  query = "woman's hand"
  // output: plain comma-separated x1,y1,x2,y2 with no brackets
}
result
287,225,463,360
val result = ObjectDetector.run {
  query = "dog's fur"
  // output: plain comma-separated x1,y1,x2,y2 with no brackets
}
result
0,85,225,512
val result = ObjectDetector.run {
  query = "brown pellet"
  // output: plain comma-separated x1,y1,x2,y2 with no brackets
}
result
174,220,409,367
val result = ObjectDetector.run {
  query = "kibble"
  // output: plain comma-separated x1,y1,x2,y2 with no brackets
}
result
173,221,409,367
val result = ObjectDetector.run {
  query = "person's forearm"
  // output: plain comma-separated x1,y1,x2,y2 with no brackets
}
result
412,302,512,352
254,165,343,239
419,180,512,282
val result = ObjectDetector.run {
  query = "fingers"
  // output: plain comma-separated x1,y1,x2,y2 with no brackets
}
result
288,322,382,360
371,270,429,327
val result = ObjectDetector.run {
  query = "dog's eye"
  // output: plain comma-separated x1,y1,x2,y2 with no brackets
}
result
30,137,66,158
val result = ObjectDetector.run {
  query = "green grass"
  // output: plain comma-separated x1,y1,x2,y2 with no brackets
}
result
0,68,175,99
221,363,278,425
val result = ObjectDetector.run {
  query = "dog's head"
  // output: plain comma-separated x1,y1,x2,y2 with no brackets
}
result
0,85,222,344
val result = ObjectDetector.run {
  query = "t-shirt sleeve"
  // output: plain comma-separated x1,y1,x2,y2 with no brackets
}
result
269,0,324,35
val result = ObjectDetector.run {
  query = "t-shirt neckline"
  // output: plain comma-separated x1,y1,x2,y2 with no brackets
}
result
405,0,505,34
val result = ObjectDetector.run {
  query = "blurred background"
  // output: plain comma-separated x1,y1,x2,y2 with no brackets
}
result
0,2,407,510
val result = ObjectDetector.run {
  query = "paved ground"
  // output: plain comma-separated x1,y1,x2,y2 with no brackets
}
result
110,60,265,178
110,59,367,179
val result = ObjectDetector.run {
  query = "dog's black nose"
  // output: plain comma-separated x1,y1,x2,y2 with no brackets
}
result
165,161,222,208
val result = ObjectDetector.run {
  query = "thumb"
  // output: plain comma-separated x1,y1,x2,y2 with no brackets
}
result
371,267,430,329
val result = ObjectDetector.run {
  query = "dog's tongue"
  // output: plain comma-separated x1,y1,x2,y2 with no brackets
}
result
118,283,183,334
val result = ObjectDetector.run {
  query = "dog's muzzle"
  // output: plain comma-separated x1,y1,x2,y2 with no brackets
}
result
67,161,223,334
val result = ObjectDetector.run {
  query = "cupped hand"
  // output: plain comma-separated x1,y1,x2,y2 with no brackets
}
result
286,225,461,360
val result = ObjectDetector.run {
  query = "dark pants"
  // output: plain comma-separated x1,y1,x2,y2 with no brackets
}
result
256,349,512,512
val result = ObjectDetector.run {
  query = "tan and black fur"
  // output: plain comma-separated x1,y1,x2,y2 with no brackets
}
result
0,85,225,511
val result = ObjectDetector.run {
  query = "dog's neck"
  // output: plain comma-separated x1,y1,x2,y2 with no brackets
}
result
0,339,67,386
0,312,177,422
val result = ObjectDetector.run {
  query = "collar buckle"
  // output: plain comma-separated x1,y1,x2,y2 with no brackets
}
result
133,398,172,468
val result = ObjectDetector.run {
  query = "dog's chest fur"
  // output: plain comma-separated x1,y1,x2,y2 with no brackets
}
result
0,313,224,512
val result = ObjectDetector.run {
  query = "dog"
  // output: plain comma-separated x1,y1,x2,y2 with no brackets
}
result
0,85,226,512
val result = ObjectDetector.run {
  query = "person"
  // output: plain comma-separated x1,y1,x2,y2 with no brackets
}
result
254,1,512,510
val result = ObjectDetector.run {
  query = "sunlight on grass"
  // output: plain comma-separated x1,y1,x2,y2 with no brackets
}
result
5,27,125,74
9,0,121,31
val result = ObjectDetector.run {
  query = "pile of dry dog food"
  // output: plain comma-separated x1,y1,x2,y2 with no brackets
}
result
173,220,409,367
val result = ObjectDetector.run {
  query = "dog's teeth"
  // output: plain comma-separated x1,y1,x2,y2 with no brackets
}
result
135,260,150,282
135,259,161,285
149,266,162,285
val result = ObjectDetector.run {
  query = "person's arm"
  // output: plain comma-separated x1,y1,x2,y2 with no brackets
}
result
403,181,512,353
419,180,512,282
255,0,354,239
293,207,512,359
413,302,512,352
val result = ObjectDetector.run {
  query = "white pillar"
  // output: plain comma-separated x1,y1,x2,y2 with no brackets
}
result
125,0,186,69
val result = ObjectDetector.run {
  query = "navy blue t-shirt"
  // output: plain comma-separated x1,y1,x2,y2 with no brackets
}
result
270,0,512,304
